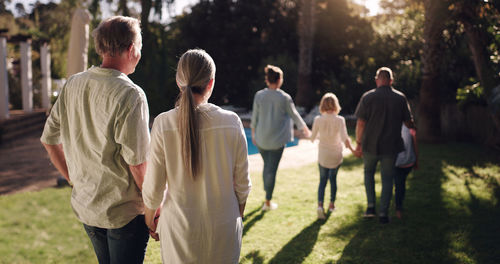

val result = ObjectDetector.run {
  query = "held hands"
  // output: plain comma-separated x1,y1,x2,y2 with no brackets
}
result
302,126,311,138
353,143,363,158
147,208,161,241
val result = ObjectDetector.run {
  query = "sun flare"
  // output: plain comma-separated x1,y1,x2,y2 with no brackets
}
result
354,0,381,16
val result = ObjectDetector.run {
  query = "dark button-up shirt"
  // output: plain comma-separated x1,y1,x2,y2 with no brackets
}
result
354,86,412,155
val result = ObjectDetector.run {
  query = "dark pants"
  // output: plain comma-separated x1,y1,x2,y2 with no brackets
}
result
363,152,396,217
258,146,284,201
83,215,149,264
318,164,340,204
395,166,413,211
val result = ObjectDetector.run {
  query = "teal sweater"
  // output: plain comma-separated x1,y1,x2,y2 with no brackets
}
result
251,88,306,150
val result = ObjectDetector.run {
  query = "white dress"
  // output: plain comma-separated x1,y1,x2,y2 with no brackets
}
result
142,103,251,264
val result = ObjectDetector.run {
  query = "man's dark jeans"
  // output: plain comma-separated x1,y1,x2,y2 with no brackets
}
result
363,152,396,217
83,214,149,264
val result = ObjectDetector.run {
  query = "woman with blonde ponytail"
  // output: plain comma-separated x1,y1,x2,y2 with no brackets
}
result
142,49,251,263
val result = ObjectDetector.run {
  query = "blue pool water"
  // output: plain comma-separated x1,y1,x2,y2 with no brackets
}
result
244,128,299,155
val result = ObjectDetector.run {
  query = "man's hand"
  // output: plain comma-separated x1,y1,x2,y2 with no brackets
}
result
42,143,70,182
353,144,363,158
354,119,365,158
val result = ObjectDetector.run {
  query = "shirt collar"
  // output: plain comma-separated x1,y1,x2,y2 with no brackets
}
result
377,85,392,90
89,66,125,77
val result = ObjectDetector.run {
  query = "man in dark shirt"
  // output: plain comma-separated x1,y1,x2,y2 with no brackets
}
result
354,67,415,224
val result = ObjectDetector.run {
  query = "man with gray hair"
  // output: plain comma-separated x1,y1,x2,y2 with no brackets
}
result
41,16,150,263
353,67,415,224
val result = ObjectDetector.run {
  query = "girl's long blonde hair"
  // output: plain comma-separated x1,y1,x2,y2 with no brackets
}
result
176,49,216,180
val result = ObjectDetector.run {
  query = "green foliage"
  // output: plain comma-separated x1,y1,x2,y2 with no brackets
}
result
0,12,19,35
165,0,299,111
1,0,499,115
456,81,487,108
131,22,179,116
313,0,378,113
448,0,500,100
370,3,424,101
35,0,80,79
249,53,298,109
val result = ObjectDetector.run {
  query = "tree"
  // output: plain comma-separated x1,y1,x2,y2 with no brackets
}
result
417,0,449,142
454,1,498,95
295,0,316,109
453,1,500,139
0,0,11,14
312,0,376,113
15,3,26,17
166,0,299,110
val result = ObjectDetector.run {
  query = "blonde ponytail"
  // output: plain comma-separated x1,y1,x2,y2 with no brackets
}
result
175,49,216,180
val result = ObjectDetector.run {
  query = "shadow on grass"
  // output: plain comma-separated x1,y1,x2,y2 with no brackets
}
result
242,250,264,264
243,206,266,237
454,160,500,263
335,143,500,264
268,214,331,264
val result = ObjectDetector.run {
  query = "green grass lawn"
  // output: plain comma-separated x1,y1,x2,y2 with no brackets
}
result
1,142,499,263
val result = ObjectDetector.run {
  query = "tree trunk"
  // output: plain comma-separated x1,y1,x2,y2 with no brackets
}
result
418,0,448,142
141,0,152,33
295,0,316,109
459,3,497,93
118,0,130,16
463,21,500,132
459,3,500,147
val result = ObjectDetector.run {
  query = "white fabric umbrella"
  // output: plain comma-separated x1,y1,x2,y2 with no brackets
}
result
66,8,91,78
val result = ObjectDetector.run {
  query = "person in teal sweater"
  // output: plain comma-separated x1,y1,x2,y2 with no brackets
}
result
251,65,311,211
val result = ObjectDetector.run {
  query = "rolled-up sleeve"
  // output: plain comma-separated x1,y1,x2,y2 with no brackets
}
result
115,92,150,166
285,96,306,130
355,96,367,121
310,116,320,141
142,119,167,210
250,93,259,129
340,117,349,142
402,96,412,122
233,119,251,204
41,94,62,145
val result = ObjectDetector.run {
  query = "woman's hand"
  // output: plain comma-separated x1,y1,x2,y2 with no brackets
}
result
145,207,161,241
302,126,311,138
251,128,258,147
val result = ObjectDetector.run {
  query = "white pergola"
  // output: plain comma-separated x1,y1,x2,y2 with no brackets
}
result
0,32,52,120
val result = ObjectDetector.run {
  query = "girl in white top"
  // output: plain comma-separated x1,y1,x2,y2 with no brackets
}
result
310,93,354,219
142,49,252,263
